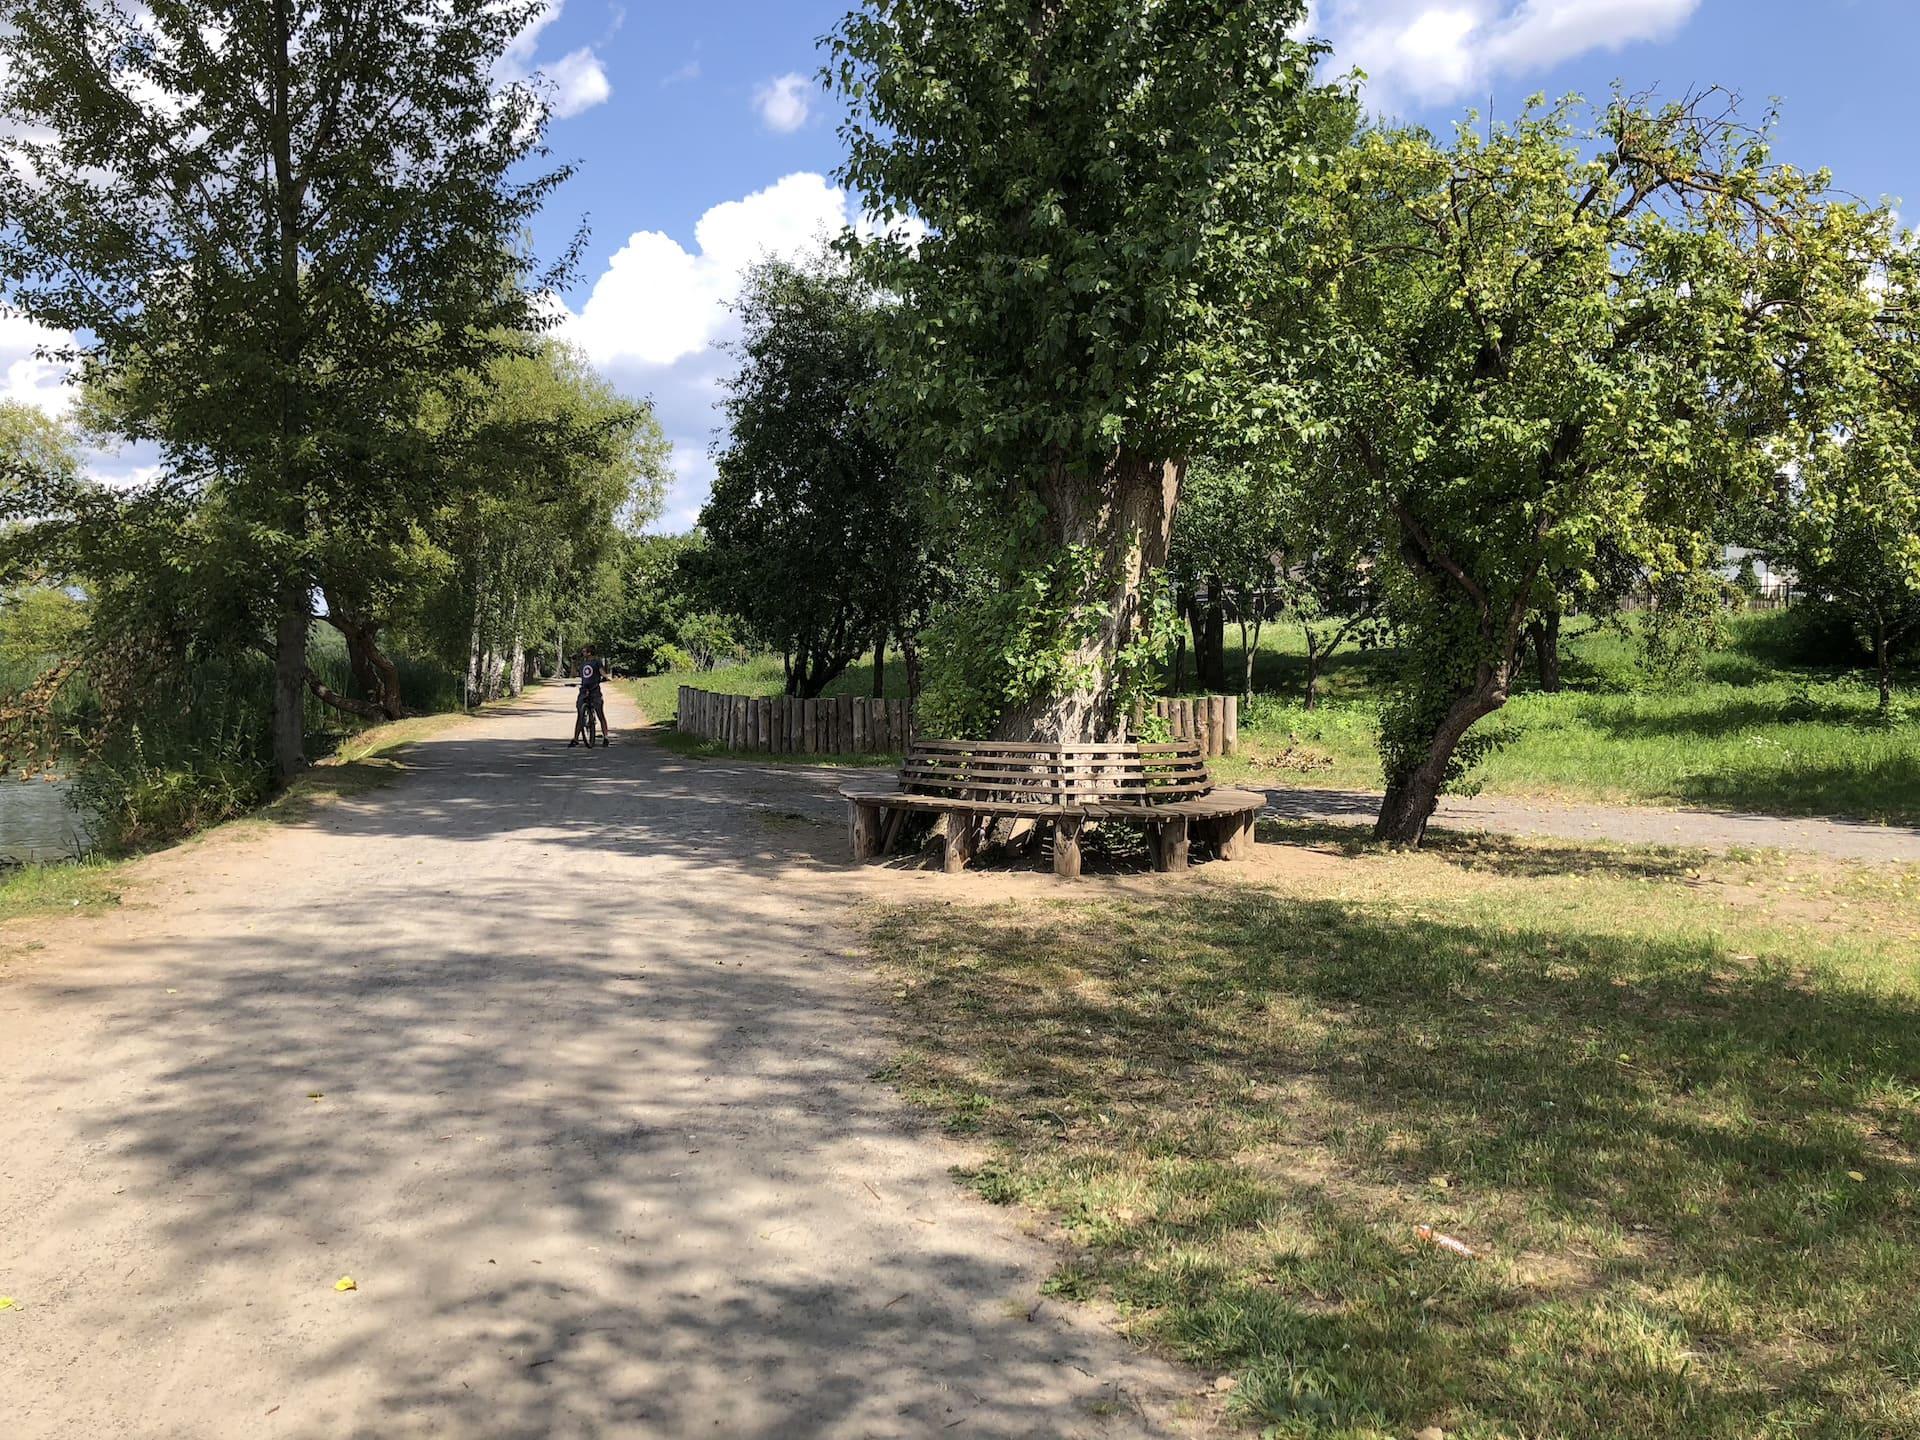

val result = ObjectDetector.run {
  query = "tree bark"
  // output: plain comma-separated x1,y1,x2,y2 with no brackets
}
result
1876,620,1892,716
995,452,1184,742
320,602,405,721
1302,624,1322,710
903,635,923,700
1195,577,1227,693
304,667,385,721
1528,607,1563,692
1373,676,1510,846
272,591,309,782
871,632,887,697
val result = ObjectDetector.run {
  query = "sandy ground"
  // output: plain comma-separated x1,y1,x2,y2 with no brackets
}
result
0,684,1213,1440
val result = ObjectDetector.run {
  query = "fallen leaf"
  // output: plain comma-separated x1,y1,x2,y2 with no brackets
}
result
0,1296,16,1311
1429,1175,1450,1191
334,1276,357,1292
1847,1171,1867,1183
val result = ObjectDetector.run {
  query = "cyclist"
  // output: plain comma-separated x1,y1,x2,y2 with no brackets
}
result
571,646,611,747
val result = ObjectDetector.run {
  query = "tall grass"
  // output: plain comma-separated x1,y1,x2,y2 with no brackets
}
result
38,627,464,854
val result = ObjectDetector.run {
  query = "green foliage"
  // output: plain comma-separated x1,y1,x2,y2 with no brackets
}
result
599,533,741,676
830,0,1346,736
1763,238,1920,709
697,254,940,698
1289,94,1865,838
0,0,572,775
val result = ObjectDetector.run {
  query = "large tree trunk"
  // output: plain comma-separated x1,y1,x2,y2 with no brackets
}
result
1528,607,1563,692
272,591,309,782
995,452,1183,741
321,599,406,722
1373,676,1510,846
304,667,385,721
871,632,887,697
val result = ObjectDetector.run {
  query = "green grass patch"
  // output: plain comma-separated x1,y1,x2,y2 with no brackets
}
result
1212,614,1920,822
0,855,125,924
262,710,468,823
867,838,1920,1438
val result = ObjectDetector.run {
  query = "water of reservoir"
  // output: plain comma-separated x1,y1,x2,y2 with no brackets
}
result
0,778,91,865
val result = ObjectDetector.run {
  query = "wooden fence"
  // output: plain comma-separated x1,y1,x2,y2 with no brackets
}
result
676,686,1239,758
677,687,914,755
1139,695,1239,758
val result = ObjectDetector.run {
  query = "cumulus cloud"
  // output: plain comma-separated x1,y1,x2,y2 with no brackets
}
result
754,72,814,134
562,172,859,530
0,311,76,415
497,1,613,120
564,171,853,369
1317,0,1700,112
543,47,611,118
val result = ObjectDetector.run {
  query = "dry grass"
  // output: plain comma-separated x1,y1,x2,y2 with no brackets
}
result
866,830,1920,1438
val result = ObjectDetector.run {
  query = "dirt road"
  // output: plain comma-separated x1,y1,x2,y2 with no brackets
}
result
0,685,1200,1439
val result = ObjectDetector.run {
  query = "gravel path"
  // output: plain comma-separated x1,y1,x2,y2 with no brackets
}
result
1258,785,1920,864
0,684,1202,1440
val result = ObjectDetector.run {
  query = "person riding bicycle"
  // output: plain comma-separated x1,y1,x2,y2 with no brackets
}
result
571,646,611,747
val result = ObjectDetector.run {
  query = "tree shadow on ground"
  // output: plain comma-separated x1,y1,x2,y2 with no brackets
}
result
874,887,1920,1438
13,698,1187,1438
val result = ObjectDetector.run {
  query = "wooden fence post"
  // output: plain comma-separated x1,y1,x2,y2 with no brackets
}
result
1223,695,1237,755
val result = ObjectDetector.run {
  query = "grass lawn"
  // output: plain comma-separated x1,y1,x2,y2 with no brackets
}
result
625,613,1920,821
867,832,1920,1438
1211,614,1920,823
0,855,125,923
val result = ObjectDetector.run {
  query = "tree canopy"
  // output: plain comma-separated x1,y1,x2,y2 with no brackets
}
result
1284,94,1857,842
830,0,1345,740
0,0,572,777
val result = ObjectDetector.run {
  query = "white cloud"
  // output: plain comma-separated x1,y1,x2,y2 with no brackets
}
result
754,72,814,134
544,46,610,118
496,2,612,120
662,59,701,86
563,171,853,369
1317,0,1699,111
562,173,859,530
0,311,75,416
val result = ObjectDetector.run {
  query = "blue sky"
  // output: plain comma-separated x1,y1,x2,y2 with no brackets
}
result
5,1,1915,524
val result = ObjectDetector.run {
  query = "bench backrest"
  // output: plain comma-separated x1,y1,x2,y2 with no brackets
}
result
900,740,1211,807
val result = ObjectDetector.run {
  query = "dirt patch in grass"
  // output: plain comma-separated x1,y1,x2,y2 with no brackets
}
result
862,833,1920,1438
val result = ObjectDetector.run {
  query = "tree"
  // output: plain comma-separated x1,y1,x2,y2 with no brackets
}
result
1291,96,1842,845
1766,228,1920,715
429,340,667,707
600,533,742,677
698,255,936,699
1168,459,1285,701
830,0,1340,740
0,0,570,779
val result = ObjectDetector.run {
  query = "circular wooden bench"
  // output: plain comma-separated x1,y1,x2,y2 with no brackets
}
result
839,739,1265,878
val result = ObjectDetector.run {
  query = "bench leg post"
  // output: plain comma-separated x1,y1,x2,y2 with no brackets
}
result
942,814,977,874
1223,812,1257,861
1154,816,1190,872
849,802,883,862
1053,817,1083,880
